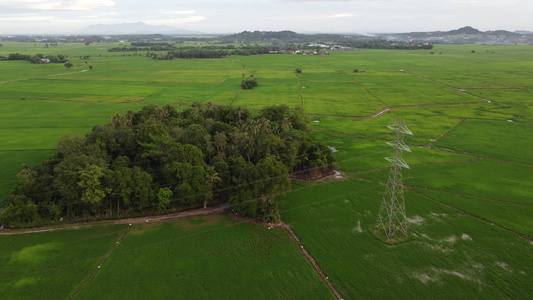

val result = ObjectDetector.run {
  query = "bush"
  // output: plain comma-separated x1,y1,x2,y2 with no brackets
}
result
241,76,258,89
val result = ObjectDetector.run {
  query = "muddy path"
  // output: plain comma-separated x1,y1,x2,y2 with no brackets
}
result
0,204,229,235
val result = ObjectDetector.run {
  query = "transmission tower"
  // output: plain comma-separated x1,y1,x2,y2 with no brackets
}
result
377,119,412,240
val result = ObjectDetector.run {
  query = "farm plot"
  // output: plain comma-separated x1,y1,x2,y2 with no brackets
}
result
347,70,479,107
308,107,467,147
0,100,133,150
359,160,533,205
297,70,385,116
415,189,533,238
434,119,533,165
231,69,301,108
0,78,161,103
0,61,85,82
308,130,471,173
76,215,334,299
465,89,533,119
0,225,124,300
279,179,533,299
1,43,533,299
410,70,533,90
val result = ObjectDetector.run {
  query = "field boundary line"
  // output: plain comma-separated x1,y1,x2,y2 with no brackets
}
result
309,107,391,119
339,69,389,107
481,157,533,168
69,228,129,300
402,70,493,103
412,189,533,242
0,70,89,84
407,185,533,207
426,118,467,149
353,171,533,207
55,104,88,119
295,73,304,109
348,158,483,176
308,101,480,119
229,88,242,106
283,223,344,300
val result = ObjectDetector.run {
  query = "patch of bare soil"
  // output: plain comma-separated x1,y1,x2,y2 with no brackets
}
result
290,165,337,181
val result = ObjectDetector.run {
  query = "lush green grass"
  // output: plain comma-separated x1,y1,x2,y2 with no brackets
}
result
415,189,533,238
0,100,134,151
0,216,334,299
279,179,533,299
77,215,333,299
434,119,533,165
2,43,533,299
309,130,471,173
0,225,124,299
359,160,533,205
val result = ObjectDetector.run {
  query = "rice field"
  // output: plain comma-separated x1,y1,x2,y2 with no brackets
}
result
1,42,532,299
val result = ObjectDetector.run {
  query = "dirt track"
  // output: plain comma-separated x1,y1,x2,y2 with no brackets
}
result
0,204,229,235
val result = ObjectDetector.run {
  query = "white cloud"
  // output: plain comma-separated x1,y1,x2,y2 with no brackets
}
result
0,0,115,11
164,10,197,15
328,13,355,18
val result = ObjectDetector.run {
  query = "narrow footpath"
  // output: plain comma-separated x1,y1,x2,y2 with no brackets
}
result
283,223,344,300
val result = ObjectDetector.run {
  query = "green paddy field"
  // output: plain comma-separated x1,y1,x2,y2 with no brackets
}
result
1,41,532,299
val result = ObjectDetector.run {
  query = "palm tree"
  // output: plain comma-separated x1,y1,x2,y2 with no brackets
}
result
204,166,221,208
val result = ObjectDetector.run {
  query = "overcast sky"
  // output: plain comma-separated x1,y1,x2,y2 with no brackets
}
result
1,0,532,34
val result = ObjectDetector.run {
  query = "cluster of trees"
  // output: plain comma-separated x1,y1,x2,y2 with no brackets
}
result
241,76,258,89
7,53,69,64
0,104,335,228
163,49,230,59
131,42,173,47
145,45,282,60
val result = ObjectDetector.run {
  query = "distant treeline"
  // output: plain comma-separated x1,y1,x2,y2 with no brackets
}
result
0,104,335,228
340,40,433,50
109,44,175,52
145,45,274,60
111,40,432,60
152,49,230,59
5,53,69,63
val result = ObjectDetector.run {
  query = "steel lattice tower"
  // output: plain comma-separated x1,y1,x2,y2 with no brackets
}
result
377,120,412,240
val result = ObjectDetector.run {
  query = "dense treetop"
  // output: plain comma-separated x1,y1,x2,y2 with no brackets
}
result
0,104,335,228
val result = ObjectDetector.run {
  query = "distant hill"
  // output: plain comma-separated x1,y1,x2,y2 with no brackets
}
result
79,22,202,35
220,30,366,43
447,26,482,35
220,27,533,45
379,26,532,44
